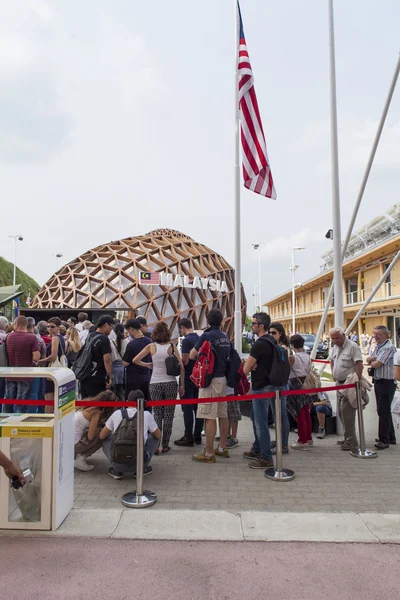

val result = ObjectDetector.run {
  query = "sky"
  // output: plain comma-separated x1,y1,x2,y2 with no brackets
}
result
0,0,399,312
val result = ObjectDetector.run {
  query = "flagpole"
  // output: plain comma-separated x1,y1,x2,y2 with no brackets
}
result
328,0,344,328
234,0,242,352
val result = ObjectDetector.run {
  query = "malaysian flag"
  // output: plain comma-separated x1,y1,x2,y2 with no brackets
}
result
140,272,160,285
238,2,276,199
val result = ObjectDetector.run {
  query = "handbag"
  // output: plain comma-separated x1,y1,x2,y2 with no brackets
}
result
165,343,181,377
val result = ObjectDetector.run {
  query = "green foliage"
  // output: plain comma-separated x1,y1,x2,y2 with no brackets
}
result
242,337,251,354
245,315,252,331
0,257,40,308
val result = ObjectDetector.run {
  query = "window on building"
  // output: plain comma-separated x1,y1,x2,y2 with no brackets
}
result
384,263,392,296
345,278,358,304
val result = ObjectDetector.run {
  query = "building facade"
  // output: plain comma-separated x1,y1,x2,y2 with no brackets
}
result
266,205,400,342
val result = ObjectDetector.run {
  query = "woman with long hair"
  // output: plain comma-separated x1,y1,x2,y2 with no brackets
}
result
268,321,291,454
110,323,129,400
133,322,184,454
286,334,314,451
65,326,81,368
37,317,67,410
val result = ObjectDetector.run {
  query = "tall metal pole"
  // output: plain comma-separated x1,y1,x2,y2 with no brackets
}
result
258,247,262,310
328,0,344,329
350,381,377,459
13,238,17,286
311,52,400,359
291,249,296,335
234,0,242,352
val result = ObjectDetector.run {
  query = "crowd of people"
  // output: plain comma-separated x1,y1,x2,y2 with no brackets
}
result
0,309,399,483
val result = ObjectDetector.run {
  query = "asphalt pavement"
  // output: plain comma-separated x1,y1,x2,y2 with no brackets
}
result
1,536,399,600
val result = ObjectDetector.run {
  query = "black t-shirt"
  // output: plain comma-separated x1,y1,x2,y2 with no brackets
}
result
123,337,152,385
87,332,111,382
181,332,199,381
195,326,231,377
249,334,275,390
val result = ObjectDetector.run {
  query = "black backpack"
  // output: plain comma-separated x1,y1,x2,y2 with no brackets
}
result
72,333,102,381
226,344,242,391
110,408,138,465
259,336,290,387
165,343,181,377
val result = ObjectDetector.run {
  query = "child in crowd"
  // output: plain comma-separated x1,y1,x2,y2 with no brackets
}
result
74,390,117,472
226,384,242,449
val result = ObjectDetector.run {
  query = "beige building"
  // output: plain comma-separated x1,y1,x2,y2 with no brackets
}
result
266,205,400,342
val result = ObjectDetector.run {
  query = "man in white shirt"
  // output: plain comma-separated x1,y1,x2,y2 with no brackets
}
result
76,312,88,333
100,403,161,479
79,320,93,345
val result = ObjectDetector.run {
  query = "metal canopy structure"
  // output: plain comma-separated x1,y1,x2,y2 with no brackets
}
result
31,229,246,339
320,202,400,273
0,285,23,309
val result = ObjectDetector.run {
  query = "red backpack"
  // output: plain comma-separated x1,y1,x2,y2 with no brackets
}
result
190,341,215,389
237,362,250,395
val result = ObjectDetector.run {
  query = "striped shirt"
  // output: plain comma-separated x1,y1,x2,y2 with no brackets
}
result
374,339,396,381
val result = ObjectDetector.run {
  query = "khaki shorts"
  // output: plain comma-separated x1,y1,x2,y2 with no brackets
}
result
197,376,228,420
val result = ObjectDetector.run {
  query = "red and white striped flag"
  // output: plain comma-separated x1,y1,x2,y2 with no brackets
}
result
238,3,276,199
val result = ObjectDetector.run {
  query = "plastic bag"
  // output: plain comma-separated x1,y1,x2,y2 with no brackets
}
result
9,438,42,523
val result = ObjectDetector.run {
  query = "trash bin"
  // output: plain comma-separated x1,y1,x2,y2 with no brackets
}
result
0,367,75,530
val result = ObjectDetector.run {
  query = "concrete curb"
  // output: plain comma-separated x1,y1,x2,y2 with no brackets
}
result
1,509,400,543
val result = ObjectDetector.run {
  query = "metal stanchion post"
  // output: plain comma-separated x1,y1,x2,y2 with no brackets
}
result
350,381,377,459
121,393,157,508
265,390,295,481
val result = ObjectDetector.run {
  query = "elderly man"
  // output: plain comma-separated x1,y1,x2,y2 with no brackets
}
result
330,327,363,451
366,326,396,450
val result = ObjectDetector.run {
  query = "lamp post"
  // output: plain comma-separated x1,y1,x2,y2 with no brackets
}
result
290,247,305,335
252,243,262,310
53,253,63,271
9,235,23,286
252,285,259,314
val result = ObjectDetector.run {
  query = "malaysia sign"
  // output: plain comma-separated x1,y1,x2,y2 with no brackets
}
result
140,271,228,293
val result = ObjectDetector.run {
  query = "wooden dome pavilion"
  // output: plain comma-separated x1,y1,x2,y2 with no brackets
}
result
31,229,246,338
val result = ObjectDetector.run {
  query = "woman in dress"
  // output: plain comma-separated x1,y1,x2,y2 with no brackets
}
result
110,323,129,400
133,322,184,454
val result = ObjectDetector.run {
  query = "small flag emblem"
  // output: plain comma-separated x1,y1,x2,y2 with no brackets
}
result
140,272,160,285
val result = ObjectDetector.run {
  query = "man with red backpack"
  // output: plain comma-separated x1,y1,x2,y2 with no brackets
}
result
190,309,231,463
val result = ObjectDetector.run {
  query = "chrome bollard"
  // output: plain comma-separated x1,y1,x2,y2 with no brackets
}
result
121,393,157,508
265,390,295,481
350,381,377,459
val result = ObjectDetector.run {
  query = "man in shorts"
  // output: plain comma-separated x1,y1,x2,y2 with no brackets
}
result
190,309,231,463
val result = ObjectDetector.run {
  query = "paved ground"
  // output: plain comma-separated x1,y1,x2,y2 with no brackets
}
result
74,387,400,513
1,537,400,600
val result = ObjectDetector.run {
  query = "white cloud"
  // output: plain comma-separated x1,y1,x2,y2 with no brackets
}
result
30,0,52,22
256,229,326,260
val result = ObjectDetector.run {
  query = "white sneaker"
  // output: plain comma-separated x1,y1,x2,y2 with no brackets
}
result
74,455,95,471
290,442,309,451
307,439,314,446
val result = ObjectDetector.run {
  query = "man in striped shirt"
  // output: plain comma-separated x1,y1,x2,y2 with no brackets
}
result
366,326,396,450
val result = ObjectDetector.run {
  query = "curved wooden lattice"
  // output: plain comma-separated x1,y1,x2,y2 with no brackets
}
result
32,229,246,339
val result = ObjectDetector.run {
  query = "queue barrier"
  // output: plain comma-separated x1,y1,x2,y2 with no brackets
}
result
3,380,377,510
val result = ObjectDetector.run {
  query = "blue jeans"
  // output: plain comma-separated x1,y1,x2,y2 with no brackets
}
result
251,386,289,461
102,434,159,474
3,381,32,413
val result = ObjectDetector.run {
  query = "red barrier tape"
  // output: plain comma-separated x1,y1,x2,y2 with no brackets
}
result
3,383,356,409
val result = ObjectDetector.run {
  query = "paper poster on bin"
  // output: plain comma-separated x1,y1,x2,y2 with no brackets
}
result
57,380,75,419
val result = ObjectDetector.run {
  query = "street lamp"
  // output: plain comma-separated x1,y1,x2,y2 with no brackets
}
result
252,243,262,310
53,253,63,271
252,284,259,314
9,235,23,286
290,247,305,334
